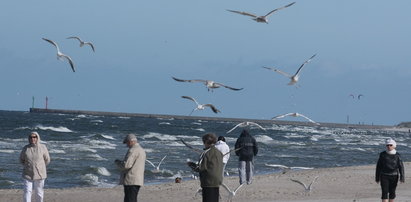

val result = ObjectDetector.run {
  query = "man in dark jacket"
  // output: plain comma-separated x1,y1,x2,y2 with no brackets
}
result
235,129,258,185
188,133,223,202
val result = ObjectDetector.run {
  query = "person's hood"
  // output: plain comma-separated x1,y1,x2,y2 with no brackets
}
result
28,132,41,145
239,129,250,137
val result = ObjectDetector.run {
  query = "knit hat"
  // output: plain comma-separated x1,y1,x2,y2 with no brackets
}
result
123,134,137,143
385,138,396,147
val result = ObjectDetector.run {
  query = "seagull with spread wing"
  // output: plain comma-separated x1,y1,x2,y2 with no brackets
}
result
172,77,243,92
181,96,221,115
226,121,266,134
263,54,316,86
221,183,244,202
272,112,320,125
227,2,295,24
146,155,167,173
265,164,313,174
67,36,95,52
42,38,75,72
290,176,319,194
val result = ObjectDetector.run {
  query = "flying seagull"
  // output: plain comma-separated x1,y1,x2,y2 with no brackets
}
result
226,121,266,134
172,77,243,92
181,96,221,115
263,54,316,86
145,155,167,173
42,38,75,72
67,36,95,52
227,2,296,24
357,94,363,100
290,176,319,194
221,183,244,202
272,112,319,125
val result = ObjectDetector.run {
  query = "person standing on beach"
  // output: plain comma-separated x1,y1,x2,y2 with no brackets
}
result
115,134,146,202
20,132,50,202
376,138,405,202
187,133,223,202
235,129,258,185
215,136,230,178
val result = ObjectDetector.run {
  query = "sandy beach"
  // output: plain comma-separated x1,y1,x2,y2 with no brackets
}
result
1,162,411,202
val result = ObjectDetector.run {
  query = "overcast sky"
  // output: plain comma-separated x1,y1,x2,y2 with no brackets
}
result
1,0,410,126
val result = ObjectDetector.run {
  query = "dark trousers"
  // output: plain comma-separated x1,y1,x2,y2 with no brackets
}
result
380,174,398,199
202,187,219,202
124,185,141,202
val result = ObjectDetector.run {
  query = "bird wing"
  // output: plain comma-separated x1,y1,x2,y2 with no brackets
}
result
297,113,319,124
85,42,95,52
272,113,293,120
215,82,243,91
233,183,244,193
290,179,308,190
204,104,221,113
226,122,245,134
294,54,316,76
172,77,205,83
157,155,167,168
357,94,363,99
274,68,292,78
181,96,200,106
145,159,156,168
265,2,296,17
307,176,319,190
223,147,242,156
221,183,232,192
247,122,266,130
180,139,203,154
42,38,59,51
67,36,82,42
61,54,76,72
226,9,258,18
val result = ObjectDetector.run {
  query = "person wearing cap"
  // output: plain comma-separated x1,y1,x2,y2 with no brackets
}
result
20,131,50,202
215,136,230,178
115,134,146,202
376,138,405,202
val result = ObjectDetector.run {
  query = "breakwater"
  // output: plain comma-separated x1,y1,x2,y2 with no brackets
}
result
29,108,393,130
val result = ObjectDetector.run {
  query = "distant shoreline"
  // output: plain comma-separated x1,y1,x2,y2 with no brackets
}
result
28,107,397,130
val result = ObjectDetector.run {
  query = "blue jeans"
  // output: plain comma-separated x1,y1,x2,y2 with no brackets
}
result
238,161,254,185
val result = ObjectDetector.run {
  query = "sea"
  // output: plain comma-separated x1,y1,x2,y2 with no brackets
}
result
0,110,409,189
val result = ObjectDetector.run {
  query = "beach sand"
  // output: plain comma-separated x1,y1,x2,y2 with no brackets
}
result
2,163,411,202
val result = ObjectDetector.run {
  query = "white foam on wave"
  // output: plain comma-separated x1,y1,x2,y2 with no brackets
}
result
49,149,66,154
62,144,98,153
97,167,111,176
255,135,273,142
88,140,116,150
143,132,177,141
0,149,15,153
193,128,205,132
145,148,154,153
159,122,171,125
101,134,115,140
165,142,185,147
191,122,202,125
80,174,99,186
90,120,103,123
86,154,108,161
35,125,73,133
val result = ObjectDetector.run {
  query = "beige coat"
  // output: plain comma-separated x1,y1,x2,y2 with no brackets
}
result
117,143,146,186
20,133,50,180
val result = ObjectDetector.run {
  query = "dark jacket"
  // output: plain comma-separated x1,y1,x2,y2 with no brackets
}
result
235,130,258,161
375,151,405,182
198,146,223,188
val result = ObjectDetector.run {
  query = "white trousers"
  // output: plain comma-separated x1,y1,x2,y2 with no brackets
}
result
23,179,45,202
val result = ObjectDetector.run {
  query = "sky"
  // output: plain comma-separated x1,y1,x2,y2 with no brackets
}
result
0,0,410,126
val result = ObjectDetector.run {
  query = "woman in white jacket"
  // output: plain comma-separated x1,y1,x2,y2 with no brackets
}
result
20,132,50,202
215,136,230,178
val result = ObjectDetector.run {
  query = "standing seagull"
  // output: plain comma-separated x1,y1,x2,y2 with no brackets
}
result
227,2,295,24
221,183,244,202
172,77,243,92
226,121,266,134
263,54,316,86
272,112,319,125
67,36,95,52
290,176,319,194
146,155,167,173
42,38,75,72
181,96,221,115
